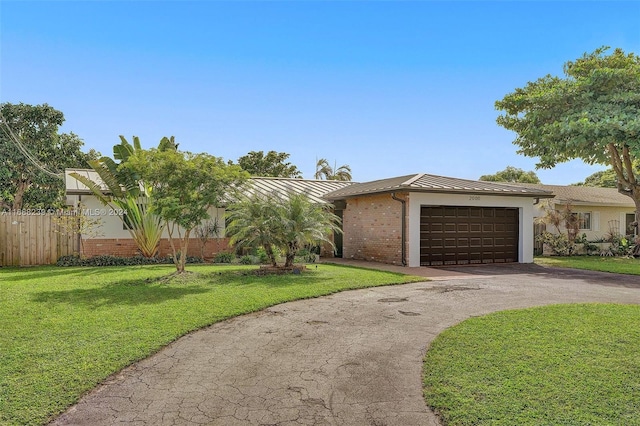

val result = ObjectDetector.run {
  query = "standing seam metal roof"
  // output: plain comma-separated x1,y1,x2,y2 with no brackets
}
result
239,177,354,204
65,169,354,204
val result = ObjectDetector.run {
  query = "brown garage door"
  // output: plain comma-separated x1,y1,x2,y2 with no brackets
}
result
420,206,519,266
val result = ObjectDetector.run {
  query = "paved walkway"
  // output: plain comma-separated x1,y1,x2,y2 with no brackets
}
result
53,262,640,425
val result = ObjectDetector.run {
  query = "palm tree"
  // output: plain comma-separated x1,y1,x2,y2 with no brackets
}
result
314,158,352,181
332,164,352,181
226,193,281,267
226,192,342,268
314,158,332,180
277,193,342,267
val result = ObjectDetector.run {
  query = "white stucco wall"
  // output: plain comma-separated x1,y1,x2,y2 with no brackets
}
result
72,195,226,239
534,202,636,240
407,192,538,267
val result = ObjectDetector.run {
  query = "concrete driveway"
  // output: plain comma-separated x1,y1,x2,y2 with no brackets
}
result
52,263,640,426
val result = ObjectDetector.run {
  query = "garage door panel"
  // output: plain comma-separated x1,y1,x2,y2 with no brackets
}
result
444,223,456,232
470,223,482,232
482,224,495,232
420,206,519,266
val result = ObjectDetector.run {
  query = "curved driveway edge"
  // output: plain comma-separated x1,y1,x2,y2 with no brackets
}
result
52,264,640,425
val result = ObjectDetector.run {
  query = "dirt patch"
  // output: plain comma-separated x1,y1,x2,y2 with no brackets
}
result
253,265,308,276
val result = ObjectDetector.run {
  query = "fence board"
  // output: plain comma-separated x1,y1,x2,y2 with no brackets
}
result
0,212,80,266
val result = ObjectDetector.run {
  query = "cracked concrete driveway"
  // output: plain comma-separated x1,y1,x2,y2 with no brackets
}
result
52,263,640,426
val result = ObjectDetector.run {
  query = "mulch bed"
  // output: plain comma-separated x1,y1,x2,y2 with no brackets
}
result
254,265,308,275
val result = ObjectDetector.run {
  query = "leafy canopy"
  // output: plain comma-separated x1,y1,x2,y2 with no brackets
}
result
126,147,248,272
0,103,96,210
479,166,541,184
226,192,342,268
70,136,169,258
572,161,640,187
496,47,640,184
235,150,302,178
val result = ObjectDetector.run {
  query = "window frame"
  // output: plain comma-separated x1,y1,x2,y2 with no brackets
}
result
575,212,591,231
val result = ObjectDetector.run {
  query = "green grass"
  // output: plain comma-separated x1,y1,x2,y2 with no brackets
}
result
0,263,423,426
423,303,640,425
535,256,640,275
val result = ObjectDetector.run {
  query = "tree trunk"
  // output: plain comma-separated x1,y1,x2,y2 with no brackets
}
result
262,244,277,267
13,179,30,210
284,242,297,268
632,197,640,257
609,144,640,256
177,229,192,273
166,222,181,271
284,253,295,268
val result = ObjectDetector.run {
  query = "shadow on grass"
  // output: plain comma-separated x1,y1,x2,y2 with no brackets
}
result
31,278,211,307
3,265,174,283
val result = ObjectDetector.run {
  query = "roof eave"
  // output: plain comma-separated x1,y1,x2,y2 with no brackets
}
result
325,187,554,200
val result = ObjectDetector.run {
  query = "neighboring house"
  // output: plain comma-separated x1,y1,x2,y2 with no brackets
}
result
64,169,353,259
324,174,552,267
513,183,637,240
65,170,552,266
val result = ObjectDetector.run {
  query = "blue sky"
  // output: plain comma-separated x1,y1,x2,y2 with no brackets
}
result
2,1,639,183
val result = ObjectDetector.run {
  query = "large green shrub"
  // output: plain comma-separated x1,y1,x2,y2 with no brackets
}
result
57,254,202,267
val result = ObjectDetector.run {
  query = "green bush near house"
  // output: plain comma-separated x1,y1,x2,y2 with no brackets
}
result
424,304,640,425
56,254,203,267
213,252,234,263
0,264,423,426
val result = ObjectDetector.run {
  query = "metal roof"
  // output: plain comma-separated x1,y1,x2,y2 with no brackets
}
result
324,173,553,199
510,183,635,207
65,168,107,195
65,169,354,204
238,177,354,204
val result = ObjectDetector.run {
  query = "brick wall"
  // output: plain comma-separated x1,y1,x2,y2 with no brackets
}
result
82,237,231,259
342,192,407,265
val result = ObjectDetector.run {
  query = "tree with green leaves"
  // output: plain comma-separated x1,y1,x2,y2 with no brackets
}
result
278,193,342,267
314,158,352,181
0,103,97,210
496,47,640,235
479,166,541,184
572,162,640,187
572,169,618,187
126,146,248,273
226,193,282,267
226,192,342,268
70,136,172,258
235,150,302,178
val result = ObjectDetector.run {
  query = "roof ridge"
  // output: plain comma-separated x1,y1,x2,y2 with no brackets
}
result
401,173,425,186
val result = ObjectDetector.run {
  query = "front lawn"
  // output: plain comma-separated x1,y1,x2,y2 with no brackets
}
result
535,256,640,275
0,264,423,426
423,303,640,425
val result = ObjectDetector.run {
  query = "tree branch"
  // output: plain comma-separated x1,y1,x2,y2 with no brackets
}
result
608,143,627,184
623,144,637,185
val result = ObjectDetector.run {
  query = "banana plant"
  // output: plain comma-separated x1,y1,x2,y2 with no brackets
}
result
69,136,170,258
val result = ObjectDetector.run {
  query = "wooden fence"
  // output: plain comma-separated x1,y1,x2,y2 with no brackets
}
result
0,212,80,266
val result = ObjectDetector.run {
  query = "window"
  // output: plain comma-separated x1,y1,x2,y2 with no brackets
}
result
626,213,637,236
575,212,591,230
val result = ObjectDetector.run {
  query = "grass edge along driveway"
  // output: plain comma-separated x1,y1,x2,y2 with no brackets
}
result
0,263,425,426
423,303,640,425
535,256,640,275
